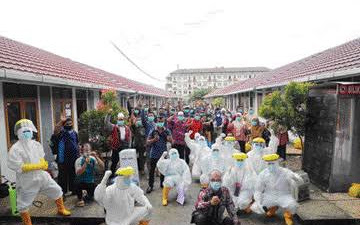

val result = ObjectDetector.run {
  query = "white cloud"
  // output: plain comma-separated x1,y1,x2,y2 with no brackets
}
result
0,0,359,89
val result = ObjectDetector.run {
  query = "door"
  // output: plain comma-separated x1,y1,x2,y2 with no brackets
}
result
5,99,40,147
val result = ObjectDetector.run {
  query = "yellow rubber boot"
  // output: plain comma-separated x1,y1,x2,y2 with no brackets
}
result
162,187,171,206
20,211,32,225
55,197,71,216
266,206,279,217
284,211,294,225
138,220,150,225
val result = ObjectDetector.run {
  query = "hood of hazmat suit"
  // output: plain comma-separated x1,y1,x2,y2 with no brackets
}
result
247,137,271,175
199,147,226,185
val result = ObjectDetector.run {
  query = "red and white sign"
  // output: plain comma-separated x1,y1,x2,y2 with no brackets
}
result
338,84,360,95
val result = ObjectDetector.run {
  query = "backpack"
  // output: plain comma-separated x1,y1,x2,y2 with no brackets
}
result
215,114,223,127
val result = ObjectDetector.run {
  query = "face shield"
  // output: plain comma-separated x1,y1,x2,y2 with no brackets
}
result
14,119,37,136
169,148,179,161
252,142,265,152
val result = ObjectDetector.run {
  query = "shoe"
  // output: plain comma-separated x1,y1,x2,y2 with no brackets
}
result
162,187,171,206
55,197,71,216
76,200,85,207
20,211,32,225
138,220,150,225
146,187,153,194
284,211,294,225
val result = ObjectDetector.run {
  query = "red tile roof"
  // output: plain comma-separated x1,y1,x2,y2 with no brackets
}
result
206,37,360,97
0,35,173,98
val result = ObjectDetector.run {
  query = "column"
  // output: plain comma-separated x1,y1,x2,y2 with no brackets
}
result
93,90,100,109
254,90,258,115
0,81,15,181
72,87,78,132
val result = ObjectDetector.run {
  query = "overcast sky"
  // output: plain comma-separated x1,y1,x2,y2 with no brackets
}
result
0,0,359,88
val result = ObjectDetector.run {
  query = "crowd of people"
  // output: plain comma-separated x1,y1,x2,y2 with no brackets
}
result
7,99,301,225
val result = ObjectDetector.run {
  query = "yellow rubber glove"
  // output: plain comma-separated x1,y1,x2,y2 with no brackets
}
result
22,158,48,172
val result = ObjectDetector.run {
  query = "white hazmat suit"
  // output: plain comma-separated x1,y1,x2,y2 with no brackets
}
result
199,147,226,187
223,155,257,211
246,138,271,175
7,119,70,225
157,148,191,205
251,154,303,225
185,132,211,178
94,169,152,225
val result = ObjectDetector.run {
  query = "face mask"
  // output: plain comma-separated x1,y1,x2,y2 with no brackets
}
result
134,110,139,114
64,125,72,130
148,116,155,122
200,141,207,147
144,108,149,112
239,110,243,114
268,164,277,173
251,121,257,126
212,151,220,159
136,121,142,127
178,116,184,121
249,110,254,115
170,153,177,160
210,181,222,191
184,109,189,113
22,131,33,140
123,177,131,186
235,161,244,168
156,122,164,128
195,116,200,120
236,117,241,122
117,120,124,126
254,145,262,151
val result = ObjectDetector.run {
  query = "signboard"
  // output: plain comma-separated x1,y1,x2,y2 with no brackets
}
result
338,84,360,95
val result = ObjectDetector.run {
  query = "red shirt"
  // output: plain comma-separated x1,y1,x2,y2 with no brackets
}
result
188,119,203,139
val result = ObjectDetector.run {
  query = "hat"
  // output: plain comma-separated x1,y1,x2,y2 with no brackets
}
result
252,137,265,143
14,119,37,135
262,154,280,162
232,153,247,161
115,166,135,176
225,136,236,142
177,111,184,116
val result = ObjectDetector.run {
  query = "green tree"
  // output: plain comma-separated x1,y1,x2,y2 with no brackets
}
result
189,88,211,101
259,82,313,149
78,89,128,153
212,97,225,108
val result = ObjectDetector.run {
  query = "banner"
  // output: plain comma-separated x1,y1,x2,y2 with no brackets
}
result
338,84,360,95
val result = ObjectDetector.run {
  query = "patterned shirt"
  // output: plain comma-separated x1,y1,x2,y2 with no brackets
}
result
168,117,186,145
194,186,236,222
148,128,172,159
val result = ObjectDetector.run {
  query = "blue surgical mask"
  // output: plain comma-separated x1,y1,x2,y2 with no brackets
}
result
117,120,124,126
123,177,131,186
195,116,200,120
156,122,164,128
22,131,33,140
235,161,244,168
251,121,257,126
268,164,277,173
170,153,177,160
254,144,262,151
236,117,241,122
178,116,184,121
148,116,155,122
134,110,139,114
212,151,220,159
249,110,254,115
136,121,142,127
210,181,222,191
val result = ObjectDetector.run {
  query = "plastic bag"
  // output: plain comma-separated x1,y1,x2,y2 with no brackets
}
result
348,183,360,198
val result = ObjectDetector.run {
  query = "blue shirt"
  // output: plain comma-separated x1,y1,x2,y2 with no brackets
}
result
75,156,96,183
148,128,171,159
141,109,156,137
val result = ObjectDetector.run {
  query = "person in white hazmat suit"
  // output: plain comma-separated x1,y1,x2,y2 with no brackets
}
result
251,154,303,225
246,137,271,175
185,131,211,178
264,129,279,154
223,153,257,214
156,148,191,206
7,119,71,225
94,167,152,225
199,146,226,189
221,135,240,168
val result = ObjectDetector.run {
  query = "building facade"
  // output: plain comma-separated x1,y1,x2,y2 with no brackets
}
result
0,36,172,181
165,67,269,99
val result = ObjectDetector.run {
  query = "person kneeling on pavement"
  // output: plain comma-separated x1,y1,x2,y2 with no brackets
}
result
157,148,191,206
251,154,303,225
95,167,152,225
191,170,241,225
75,143,104,207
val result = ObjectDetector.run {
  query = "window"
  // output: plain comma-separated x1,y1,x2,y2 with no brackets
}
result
52,87,73,125
76,90,87,119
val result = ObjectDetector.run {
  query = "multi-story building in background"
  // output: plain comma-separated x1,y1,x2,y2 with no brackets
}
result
165,67,270,99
